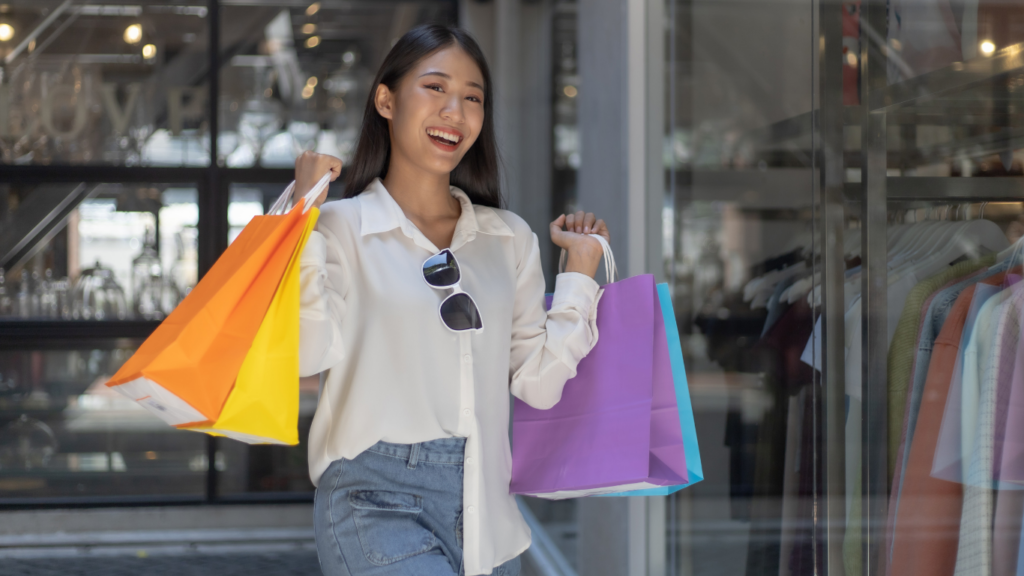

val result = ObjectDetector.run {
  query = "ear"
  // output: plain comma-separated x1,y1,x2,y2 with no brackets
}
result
374,84,394,120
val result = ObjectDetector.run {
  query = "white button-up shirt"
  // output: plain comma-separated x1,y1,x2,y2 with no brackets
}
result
299,177,602,575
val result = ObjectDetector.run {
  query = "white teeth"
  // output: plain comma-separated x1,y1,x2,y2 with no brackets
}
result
428,128,460,144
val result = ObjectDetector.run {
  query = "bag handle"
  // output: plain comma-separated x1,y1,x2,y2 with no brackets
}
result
268,172,333,216
558,234,618,284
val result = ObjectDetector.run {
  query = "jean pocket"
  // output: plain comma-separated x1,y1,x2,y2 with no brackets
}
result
348,489,437,566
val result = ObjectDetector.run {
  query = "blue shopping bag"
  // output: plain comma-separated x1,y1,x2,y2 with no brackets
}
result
597,283,703,496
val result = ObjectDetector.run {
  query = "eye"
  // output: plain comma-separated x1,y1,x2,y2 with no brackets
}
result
466,95,482,103
425,83,443,92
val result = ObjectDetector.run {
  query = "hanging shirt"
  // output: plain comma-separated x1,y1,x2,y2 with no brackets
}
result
888,284,975,576
298,177,602,576
955,283,1017,576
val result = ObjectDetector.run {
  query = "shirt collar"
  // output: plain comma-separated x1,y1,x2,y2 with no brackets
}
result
358,177,513,252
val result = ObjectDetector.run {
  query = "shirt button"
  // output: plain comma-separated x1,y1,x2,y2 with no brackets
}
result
467,505,476,513
463,354,472,364
463,408,471,416
465,457,474,465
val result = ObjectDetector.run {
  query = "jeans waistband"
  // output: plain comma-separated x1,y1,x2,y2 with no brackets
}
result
365,436,467,468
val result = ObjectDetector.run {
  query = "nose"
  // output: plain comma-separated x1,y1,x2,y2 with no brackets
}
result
439,94,465,124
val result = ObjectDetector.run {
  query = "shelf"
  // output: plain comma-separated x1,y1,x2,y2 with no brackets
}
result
0,320,159,349
750,43,1024,153
677,168,815,209
870,43,1024,112
841,176,1024,203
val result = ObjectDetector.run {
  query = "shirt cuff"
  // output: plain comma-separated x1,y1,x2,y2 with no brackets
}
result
301,230,328,268
551,272,600,311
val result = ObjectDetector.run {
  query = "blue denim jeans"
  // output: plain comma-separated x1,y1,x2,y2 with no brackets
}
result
314,436,522,576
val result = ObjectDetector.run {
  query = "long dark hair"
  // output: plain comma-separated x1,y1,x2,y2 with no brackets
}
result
343,24,503,209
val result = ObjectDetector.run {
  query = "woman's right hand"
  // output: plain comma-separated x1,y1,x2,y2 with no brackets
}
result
294,151,343,209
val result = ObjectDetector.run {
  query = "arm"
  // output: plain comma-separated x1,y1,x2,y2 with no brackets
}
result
295,151,348,377
298,225,351,377
509,230,603,410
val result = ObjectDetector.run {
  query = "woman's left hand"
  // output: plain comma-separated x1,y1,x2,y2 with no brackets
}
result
549,211,611,279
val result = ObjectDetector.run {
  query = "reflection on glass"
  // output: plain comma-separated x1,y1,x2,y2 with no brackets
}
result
0,183,198,320
217,374,318,495
0,1,210,166
0,348,206,499
219,2,455,168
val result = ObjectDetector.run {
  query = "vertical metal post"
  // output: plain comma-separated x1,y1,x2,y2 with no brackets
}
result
201,0,223,503
814,0,847,570
861,0,889,569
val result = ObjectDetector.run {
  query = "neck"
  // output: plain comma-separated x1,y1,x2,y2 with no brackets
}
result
382,156,459,219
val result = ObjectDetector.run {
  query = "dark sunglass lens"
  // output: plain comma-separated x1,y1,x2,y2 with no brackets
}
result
423,250,460,287
440,293,482,331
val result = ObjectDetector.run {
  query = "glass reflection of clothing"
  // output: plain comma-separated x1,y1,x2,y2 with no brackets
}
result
298,177,602,576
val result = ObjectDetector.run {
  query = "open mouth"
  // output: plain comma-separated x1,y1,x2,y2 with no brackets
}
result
426,127,463,149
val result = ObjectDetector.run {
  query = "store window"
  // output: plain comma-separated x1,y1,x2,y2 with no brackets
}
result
0,346,208,502
0,0,210,166
0,182,198,321
218,0,458,169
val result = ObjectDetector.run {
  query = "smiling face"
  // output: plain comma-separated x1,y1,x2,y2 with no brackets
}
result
374,45,486,178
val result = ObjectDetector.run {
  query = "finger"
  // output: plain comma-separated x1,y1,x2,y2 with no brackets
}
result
549,220,567,246
329,157,343,179
594,219,610,241
565,212,576,232
573,210,585,233
583,213,596,234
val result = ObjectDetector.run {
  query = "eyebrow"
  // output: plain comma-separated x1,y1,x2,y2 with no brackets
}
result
418,70,485,92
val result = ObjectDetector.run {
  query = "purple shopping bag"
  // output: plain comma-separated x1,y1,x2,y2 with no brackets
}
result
510,260,688,497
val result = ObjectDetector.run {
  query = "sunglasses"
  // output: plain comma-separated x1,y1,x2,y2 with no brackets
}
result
422,249,483,332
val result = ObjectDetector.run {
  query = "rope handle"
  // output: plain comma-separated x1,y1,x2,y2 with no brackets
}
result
268,172,333,216
558,233,617,284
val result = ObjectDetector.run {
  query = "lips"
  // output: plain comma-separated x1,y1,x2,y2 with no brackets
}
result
426,127,463,151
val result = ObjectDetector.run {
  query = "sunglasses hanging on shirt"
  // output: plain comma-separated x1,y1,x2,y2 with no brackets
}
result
422,248,484,332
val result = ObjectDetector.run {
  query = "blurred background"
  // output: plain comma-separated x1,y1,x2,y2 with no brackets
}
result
1,0,1023,574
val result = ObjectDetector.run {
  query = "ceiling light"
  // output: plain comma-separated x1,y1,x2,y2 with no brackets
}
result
305,2,320,15
342,50,355,64
845,52,858,67
142,43,156,59
305,35,320,48
301,23,316,35
124,23,142,44
563,85,577,98
981,40,996,56
306,76,317,87
0,23,13,42
301,85,314,99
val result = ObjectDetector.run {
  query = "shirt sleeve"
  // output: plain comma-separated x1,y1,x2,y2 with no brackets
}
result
509,231,602,410
298,226,350,377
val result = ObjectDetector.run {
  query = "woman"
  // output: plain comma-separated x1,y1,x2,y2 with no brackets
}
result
293,23,610,576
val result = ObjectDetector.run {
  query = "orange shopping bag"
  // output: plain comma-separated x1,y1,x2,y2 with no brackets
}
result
106,174,332,428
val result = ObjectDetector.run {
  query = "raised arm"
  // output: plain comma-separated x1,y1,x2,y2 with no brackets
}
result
508,218,606,409
295,151,348,377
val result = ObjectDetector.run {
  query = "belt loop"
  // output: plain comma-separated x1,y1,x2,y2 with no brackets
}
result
407,442,421,469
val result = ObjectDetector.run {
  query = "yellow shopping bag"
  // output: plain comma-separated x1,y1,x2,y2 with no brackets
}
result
184,208,320,445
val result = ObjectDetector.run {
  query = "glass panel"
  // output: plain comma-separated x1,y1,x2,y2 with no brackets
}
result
0,183,199,320
216,375,318,495
217,0,457,168
227,181,342,244
0,347,207,500
855,0,1024,571
661,0,818,572
0,0,210,166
